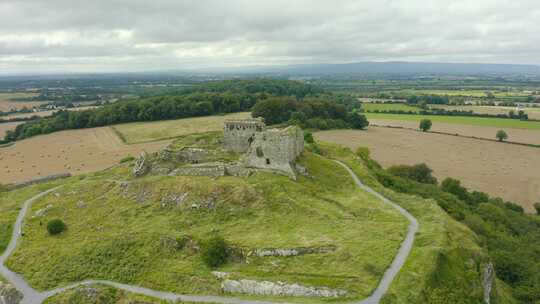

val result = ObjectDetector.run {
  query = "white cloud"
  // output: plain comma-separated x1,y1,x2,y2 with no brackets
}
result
0,0,540,73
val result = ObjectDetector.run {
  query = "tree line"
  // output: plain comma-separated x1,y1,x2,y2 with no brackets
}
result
2,79,362,143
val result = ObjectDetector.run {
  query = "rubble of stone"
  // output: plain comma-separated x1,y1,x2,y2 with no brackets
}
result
221,279,347,298
0,282,23,304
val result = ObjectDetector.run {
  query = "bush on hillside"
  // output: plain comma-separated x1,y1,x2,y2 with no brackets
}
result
304,131,314,143
387,163,437,184
47,219,66,235
201,236,229,268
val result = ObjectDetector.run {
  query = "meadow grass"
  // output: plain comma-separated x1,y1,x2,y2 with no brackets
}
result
111,112,251,144
365,113,540,129
362,103,419,113
4,150,407,303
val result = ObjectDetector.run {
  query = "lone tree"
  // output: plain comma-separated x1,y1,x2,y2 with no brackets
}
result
47,219,66,235
496,130,508,142
419,119,432,132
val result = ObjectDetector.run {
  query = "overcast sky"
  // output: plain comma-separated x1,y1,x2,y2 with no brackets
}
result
1,0,540,74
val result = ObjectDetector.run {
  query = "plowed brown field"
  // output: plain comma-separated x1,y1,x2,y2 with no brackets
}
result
316,127,540,213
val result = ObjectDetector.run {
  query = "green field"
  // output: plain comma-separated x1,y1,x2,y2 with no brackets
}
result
112,112,251,144
362,103,419,112
365,113,540,129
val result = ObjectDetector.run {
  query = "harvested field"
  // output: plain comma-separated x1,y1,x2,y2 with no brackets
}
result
0,127,168,185
316,128,540,213
369,119,540,145
0,93,43,111
112,112,250,144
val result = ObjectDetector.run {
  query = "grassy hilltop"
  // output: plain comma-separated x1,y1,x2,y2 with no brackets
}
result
0,131,516,303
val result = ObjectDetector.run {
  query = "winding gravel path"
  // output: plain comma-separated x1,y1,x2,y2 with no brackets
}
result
0,162,418,304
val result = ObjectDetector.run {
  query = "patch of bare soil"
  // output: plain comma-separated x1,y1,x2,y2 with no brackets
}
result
370,119,540,145
0,127,169,185
316,128,540,213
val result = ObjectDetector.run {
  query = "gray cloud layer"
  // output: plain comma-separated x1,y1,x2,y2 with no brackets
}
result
1,0,540,73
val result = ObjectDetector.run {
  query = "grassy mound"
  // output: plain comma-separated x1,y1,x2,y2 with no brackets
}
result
5,145,407,302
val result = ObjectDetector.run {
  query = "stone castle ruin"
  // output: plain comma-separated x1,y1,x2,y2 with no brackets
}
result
134,118,304,179
223,118,304,177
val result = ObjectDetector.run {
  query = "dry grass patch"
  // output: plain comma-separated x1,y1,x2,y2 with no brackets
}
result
112,112,251,144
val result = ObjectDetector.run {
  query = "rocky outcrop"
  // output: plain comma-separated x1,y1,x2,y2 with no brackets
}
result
0,282,23,304
133,151,150,177
250,246,336,257
483,262,495,304
221,279,347,298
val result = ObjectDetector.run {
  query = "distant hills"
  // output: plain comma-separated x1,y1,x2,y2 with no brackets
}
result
241,61,540,77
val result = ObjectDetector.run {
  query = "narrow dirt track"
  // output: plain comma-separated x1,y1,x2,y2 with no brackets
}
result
1,162,418,304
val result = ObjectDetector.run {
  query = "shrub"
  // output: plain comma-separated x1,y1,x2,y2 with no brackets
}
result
47,219,66,235
201,236,229,268
347,112,369,129
419,119,432,132
119,156,135,163
496,130,508,142
387,163,437,184
304,131,314,143
534,203,540,215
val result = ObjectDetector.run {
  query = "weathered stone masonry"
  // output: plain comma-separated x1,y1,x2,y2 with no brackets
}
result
223,118,304,178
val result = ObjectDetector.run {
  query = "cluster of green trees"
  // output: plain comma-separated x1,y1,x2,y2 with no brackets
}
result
3,79,359,143
252,96,367,130
358,153,540,302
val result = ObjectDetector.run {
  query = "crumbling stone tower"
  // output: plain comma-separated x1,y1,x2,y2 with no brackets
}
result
224,118,304,178
223,118,266,153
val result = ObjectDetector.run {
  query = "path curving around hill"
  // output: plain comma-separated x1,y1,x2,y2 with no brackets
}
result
0,161,418,304
334,160,419,304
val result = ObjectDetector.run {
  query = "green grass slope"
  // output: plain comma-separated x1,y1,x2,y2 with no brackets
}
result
320,143,516,303
4,145,407,303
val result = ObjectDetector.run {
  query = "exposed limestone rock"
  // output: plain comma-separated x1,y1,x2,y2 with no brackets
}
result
211,271,230,280
76,201,87,209
483,262,495,304
133,151,150,177
221,279,347,298
0,282,23,304
295,164,310,177
251,246,336,257
224,164,252,177
33,204,54,218
160,192,189,208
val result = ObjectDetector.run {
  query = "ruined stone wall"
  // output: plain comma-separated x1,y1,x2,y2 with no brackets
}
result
244,126,304,178
223,118,265,153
